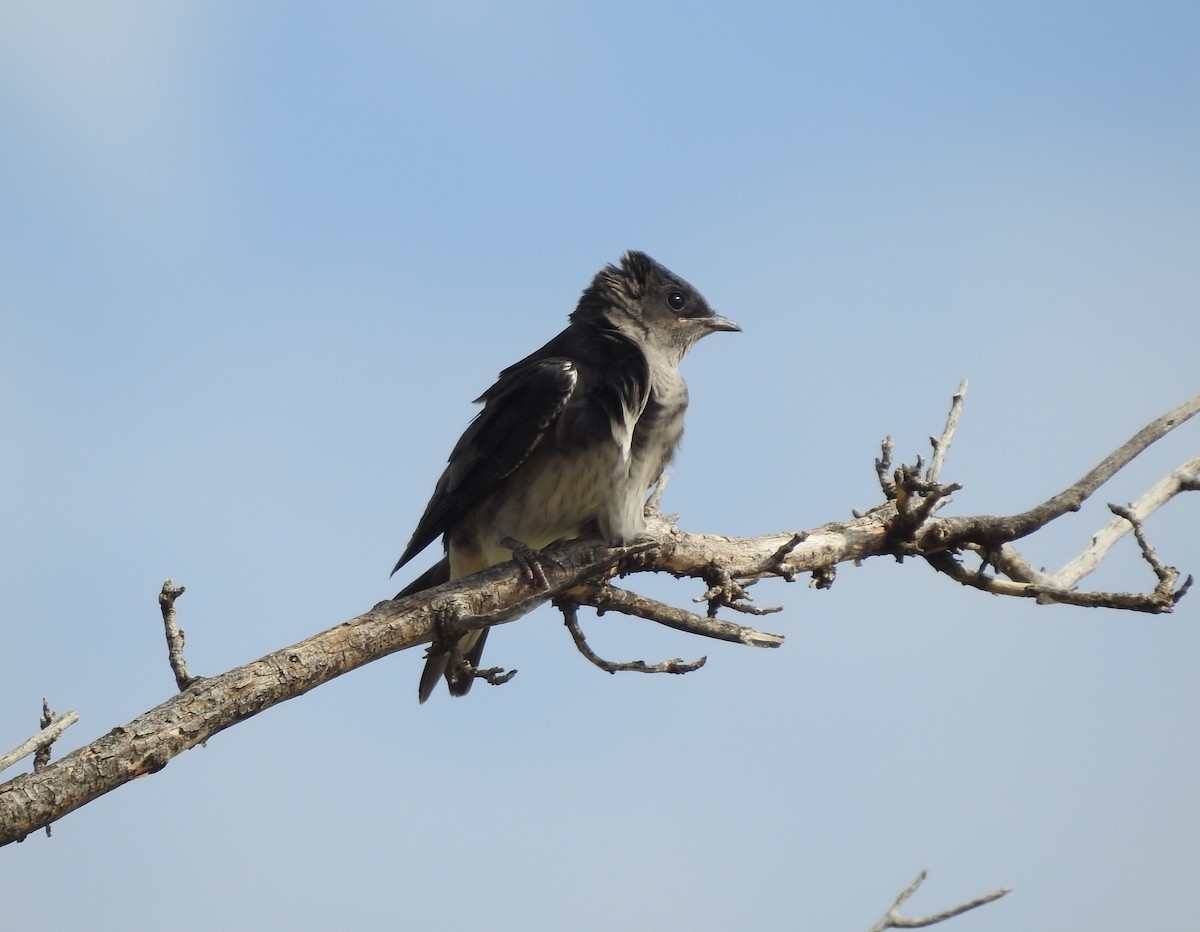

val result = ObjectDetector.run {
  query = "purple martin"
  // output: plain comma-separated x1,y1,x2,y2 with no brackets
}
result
394,251,739,702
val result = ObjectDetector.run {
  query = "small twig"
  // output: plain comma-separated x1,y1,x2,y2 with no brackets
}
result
0,708,80,776
897,467,962,522
930,390,1200,551
695,563,783,617
875,436,896,499
1108,502,1175,586
925,552,1181,613
578,582,785,648
560,603,706,675
33,701,58,836
158,579,195,690
966,455,1200,597
888,463,963,554
33,700,53,772
926,379,968,483
738,532,807,583
867,869,1011,931
1107,502,1192,604
933,458,1196,613
1053,456,1200,588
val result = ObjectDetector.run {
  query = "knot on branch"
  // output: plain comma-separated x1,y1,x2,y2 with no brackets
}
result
695,562,783,618
884,459,962,557
760,532,807,583
875,381,968,559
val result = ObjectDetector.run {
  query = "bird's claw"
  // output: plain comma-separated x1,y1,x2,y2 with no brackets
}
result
500,536,561,589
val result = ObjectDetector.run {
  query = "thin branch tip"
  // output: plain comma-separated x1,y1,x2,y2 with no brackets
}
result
927,379,968,483
561,601,707,675
0,709,82,777
158,578,196,690
901,391,1199,614
868,868,1011,931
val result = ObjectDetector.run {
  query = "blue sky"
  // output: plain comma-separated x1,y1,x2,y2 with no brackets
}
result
2,3,1198,929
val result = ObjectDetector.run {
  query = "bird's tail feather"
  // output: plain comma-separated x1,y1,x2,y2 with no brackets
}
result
418,650,449,704
419,629,488,703
399,556,454,704
447,630,488,697
395,556,451,598
400,557,489,703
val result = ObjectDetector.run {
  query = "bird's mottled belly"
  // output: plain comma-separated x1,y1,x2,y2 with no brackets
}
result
453,441,644,572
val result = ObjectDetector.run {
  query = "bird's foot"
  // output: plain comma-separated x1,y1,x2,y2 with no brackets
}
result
499,536,561,589
455,657,518,688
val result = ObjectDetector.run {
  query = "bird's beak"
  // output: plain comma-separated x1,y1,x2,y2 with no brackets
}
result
704,314,741,333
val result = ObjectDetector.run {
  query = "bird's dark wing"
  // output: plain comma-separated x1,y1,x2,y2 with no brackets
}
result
392,357,579,574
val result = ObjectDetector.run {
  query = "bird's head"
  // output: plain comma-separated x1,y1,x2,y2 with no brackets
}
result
573,251,740,360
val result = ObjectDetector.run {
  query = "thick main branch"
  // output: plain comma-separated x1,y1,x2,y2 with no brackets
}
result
0,545,622,846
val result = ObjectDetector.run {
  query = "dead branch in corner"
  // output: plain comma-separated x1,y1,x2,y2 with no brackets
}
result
867,869,1011,931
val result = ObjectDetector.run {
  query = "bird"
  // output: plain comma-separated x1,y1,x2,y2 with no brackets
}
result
393,250,739,703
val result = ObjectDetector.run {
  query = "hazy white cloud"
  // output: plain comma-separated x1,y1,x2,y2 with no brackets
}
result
0,5,223,224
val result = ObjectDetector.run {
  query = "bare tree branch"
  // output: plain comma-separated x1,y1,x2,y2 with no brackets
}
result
560,601,707,675
575,581,786,648
1051,456,1200,587
958,454,1200,606
926,378,968,483
923,391,1200,552
924,550,1186,612
867,869,1012,930
159,579,194,691
3,388,1195,848
0,541,641,846
0,708,80,776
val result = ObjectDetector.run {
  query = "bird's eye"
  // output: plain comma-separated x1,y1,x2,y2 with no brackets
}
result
667,291,686,311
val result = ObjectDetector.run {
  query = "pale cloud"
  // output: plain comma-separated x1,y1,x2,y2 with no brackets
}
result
0,5,221,220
